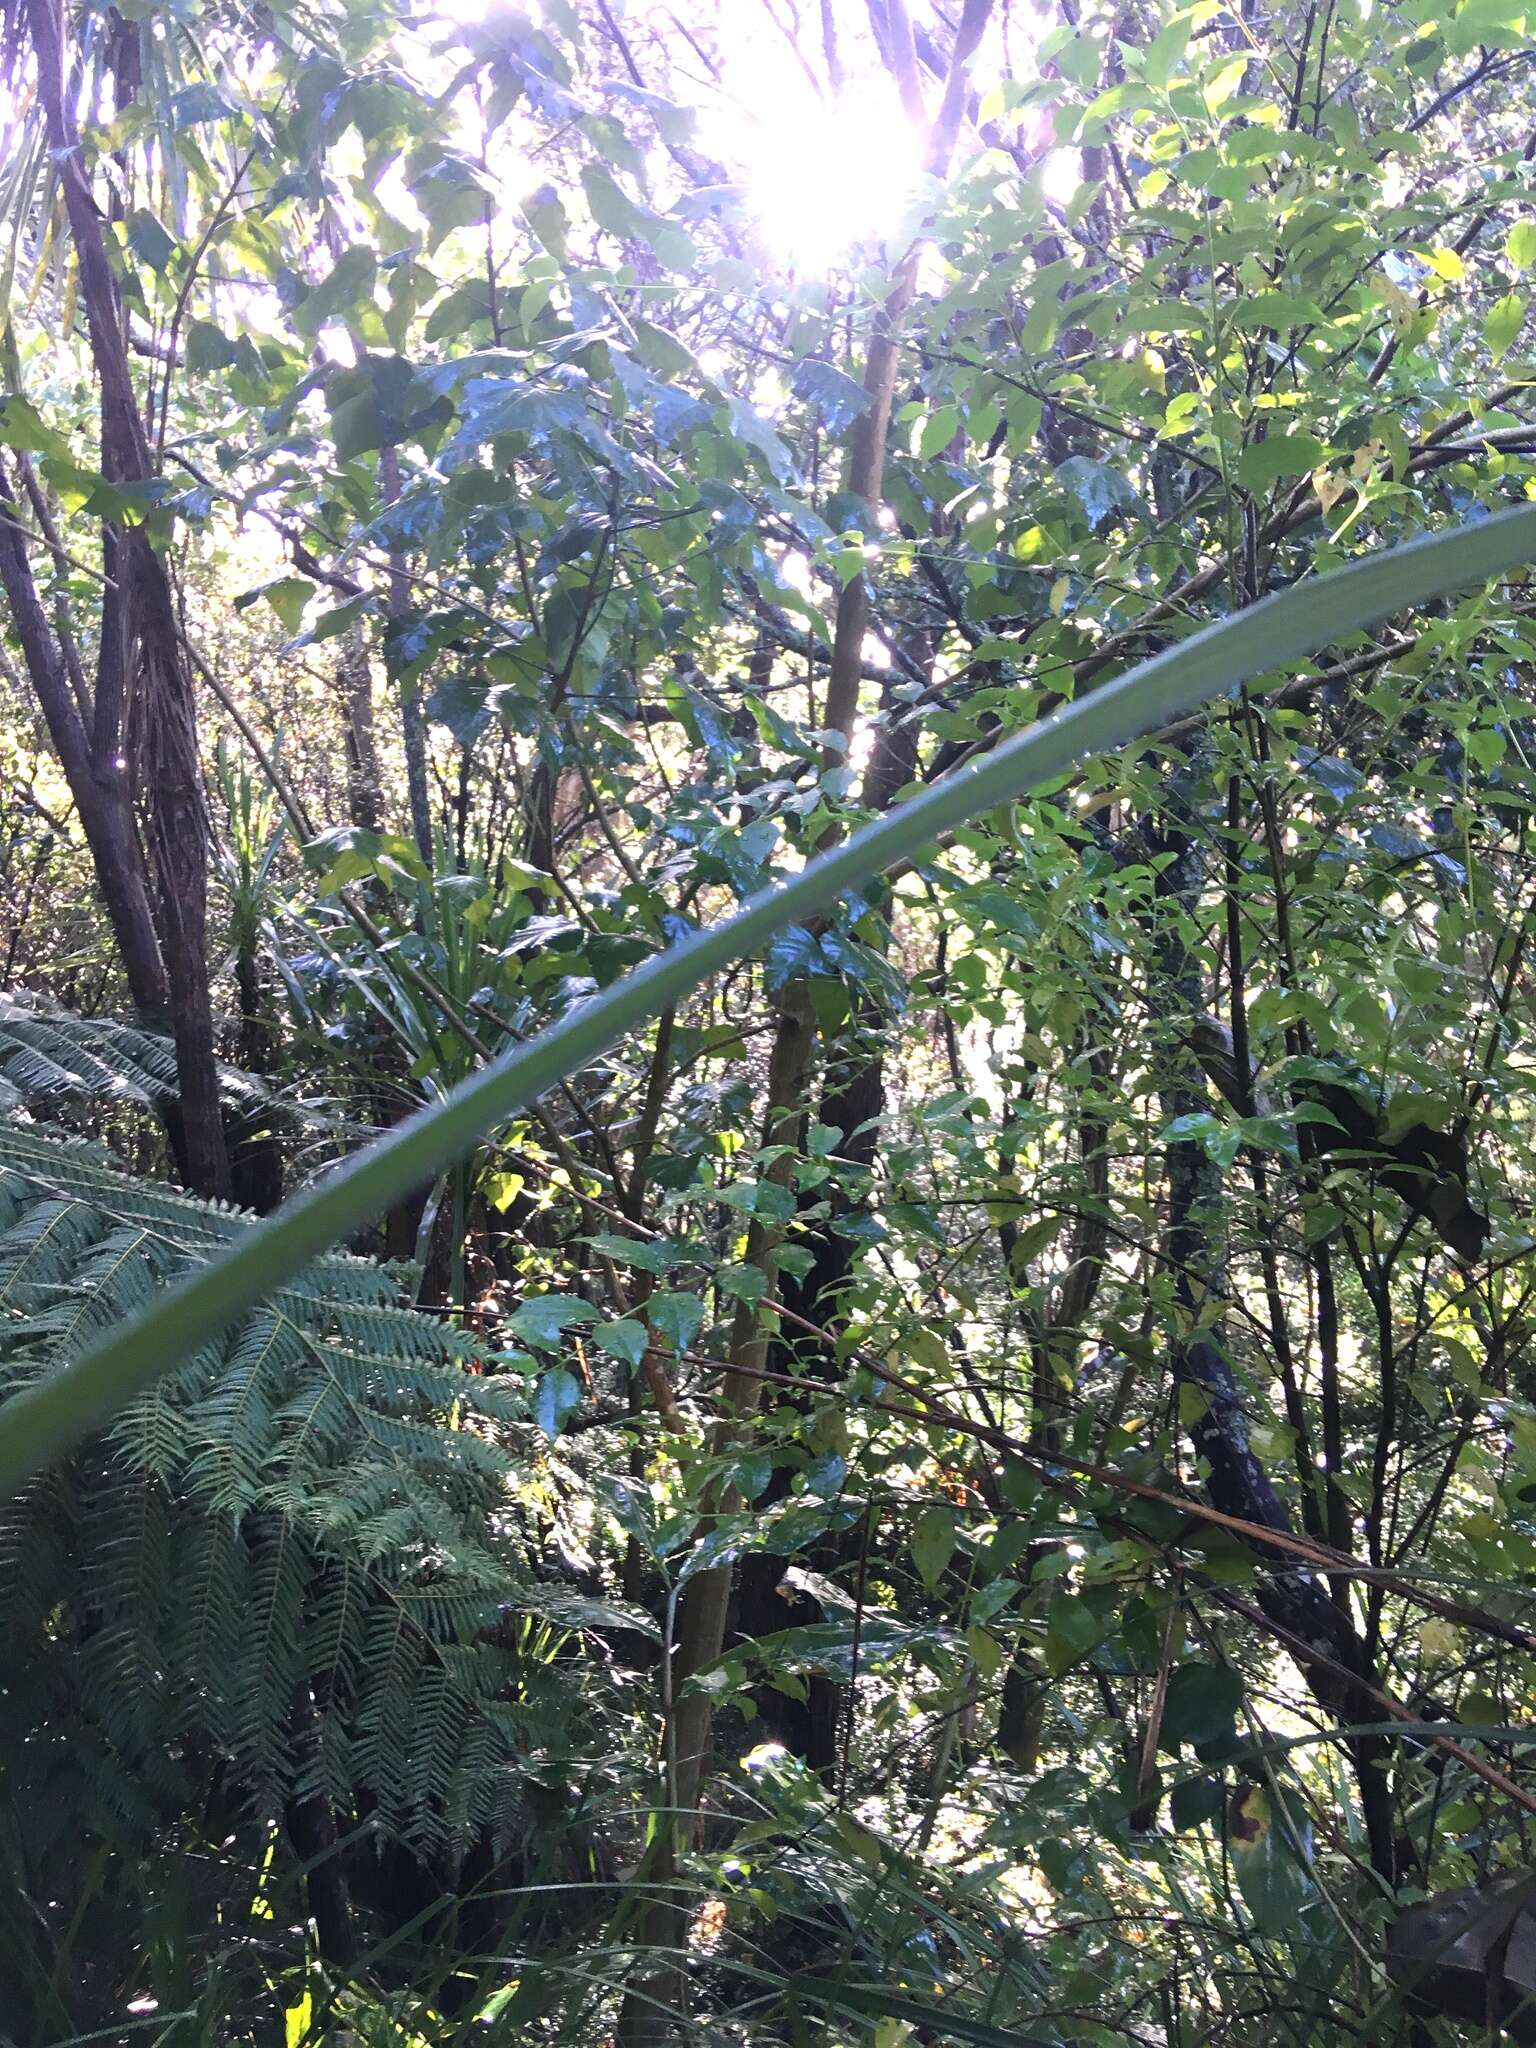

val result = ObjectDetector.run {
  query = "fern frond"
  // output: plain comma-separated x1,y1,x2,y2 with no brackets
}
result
0,1114,617,1905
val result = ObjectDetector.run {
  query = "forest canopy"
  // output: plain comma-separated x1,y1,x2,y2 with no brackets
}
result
1,0,1535,2041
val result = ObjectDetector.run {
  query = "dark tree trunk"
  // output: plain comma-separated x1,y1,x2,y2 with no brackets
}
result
26,0,228,1197
229,941,283,1215
283,1686,356,1972
1147,803,1397,1882
0,458,167,1017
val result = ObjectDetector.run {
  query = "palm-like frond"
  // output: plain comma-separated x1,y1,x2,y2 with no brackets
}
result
0,992,266,1121
0,1116,601,1897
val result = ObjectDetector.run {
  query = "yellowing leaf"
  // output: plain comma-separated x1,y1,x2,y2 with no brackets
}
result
1375,275,1419,330
1178,1382,1211,1426
1423,245,1465,283
1420,1617,1461,1662
967,1623,1005,1681
1351,439,1382,480
1203,54,1248,111
1049,574,1071,615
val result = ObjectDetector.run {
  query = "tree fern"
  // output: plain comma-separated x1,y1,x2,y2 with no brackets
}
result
0,992,270,1123
0,1117,646,2029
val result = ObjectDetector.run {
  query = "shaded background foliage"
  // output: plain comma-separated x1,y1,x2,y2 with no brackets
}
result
1,0,1536,2040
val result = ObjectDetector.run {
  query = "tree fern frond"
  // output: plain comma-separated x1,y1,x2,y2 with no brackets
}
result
0,1114,616,1905
0,994,276,1128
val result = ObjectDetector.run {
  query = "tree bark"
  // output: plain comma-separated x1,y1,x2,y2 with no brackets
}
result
379,447,433,866
338,624,384,833
0,459,167,1017
26,0,228,1197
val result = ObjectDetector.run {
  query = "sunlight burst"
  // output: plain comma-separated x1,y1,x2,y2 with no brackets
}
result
708,42,928,278
733,94,927,273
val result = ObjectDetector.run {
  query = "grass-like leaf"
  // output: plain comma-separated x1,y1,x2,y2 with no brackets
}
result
2,502,1532,1490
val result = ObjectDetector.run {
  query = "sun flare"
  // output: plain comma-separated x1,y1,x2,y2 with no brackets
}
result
729,87,928,274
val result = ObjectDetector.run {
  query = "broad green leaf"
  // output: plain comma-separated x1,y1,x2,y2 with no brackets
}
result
648,1290,704,1353
1170,1772,1225,1831
534,1367,582,1439
1485,292,1527,361
507,1293,599,1351
582,165,650,241
1237,432,1326,488
293,246,377,338
185,321,239,372
911,1504,955,1591
1161,1660,1245,1751
256,578,314,633
591,1317,649,1370
125,208,177,273
0,395,70,460
1045,1591,1107,1675
1141,11,1195,85
919,404,962,460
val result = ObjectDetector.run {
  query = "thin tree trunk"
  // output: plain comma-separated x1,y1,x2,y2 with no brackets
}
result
26,0,228,1197
283,1684,356,1971
0,458,167,1016
379,448,433,865
616,13,994,2037
338,624,384,833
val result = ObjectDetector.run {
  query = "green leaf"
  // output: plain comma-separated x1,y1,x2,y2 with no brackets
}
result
1161,1661,1245,1752
534,1367,582,1439
1203,53,1248,111
170,82,236,128
919,404,962,460
125,208,177,273
911,1505,955,1592
1237,432,1326,488
1140,12,1195,85
1508,222,1536,272
301,824,429,892
580,1232,663,1274
405,147,490,248
257,577,315,633
507,1294,599,1351
592,1318,649,1370
1446,0,1529,51
0,395,70,460
1045,1591,1107,1675
294,246,377,338
1485,292,1527,362
582,165,650,240
303,594,374,645
7,505,1536,1488
1170,1772,1226,1831
648,1290,704,1353
185,321,240,373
